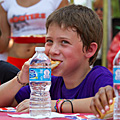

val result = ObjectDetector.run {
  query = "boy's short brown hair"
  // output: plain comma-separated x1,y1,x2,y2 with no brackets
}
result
46,4,103,65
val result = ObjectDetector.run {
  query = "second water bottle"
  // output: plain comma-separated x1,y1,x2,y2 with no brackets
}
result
113,50,120,119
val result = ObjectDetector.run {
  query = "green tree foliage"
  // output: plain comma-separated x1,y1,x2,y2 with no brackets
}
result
111,0,120,18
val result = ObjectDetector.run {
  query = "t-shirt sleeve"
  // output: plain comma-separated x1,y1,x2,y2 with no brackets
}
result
1,0,11,11
94,67,113,94
15,85,30,104
48,0,62,10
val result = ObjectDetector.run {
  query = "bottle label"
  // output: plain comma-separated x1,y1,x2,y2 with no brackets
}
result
113,67,120,83
29,68,51,81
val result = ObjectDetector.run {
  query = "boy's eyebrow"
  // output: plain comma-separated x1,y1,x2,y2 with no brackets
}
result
46,36,70,40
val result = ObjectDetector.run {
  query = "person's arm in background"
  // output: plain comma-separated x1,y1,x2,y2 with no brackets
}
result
0,3,11,53
0,60,29,107
57,0,69,9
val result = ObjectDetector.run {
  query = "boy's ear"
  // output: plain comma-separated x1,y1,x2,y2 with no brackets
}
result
85,42,98,58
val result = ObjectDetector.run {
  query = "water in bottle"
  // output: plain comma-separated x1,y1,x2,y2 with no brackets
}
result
29,47,51,117
113,50,120,119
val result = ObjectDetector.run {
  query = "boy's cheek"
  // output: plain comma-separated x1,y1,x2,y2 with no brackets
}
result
45,46,50,56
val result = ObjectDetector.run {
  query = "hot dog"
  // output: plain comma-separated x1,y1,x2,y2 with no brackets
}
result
97,98,115,119
51,61,61,70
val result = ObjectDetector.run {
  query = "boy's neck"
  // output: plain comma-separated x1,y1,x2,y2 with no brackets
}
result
63,66,91,89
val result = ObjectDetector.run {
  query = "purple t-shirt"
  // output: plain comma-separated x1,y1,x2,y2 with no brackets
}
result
15,66,113,103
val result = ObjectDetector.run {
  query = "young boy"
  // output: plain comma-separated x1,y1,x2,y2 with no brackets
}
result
0,4,113,113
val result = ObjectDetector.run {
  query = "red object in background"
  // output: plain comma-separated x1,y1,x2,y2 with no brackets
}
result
10,36,46,44
107,32,120,73
7,56,29,70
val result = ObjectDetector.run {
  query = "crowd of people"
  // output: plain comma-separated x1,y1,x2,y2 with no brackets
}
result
0,0,119,119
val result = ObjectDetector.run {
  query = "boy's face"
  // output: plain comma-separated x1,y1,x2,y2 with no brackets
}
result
45,23,87,77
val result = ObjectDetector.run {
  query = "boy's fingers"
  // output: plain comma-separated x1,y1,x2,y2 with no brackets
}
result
16,99,29,112
21,59,31,71
90,99,100,118
16,104,29,112
90,93,106,118
18,108,29,113
91,86,115,118
105,85,115,104
98,87,109,111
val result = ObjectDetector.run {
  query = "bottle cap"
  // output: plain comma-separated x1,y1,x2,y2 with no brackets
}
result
35,47,45,52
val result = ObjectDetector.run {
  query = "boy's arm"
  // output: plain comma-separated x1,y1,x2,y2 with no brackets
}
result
0,61,29,107
52,98,92,113
16,98,93,113
0,76,22,107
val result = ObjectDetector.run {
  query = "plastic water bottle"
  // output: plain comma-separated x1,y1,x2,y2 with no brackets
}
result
29,47,51,117
113,50,120,119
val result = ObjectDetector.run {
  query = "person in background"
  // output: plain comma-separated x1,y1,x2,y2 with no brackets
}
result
90,85,115,118
0,0,69,70
107,31,120,73
93,0,103,21
0,28,7,61
0,29,13,61
0,60,20,85
0,4,113,113
93,0,103,66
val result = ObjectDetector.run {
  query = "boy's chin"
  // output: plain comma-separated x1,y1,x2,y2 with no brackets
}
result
52,70,62,77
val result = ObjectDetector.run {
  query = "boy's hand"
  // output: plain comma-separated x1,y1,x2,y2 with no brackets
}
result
18,59,31,85
16,99,30,113
90,85,115,118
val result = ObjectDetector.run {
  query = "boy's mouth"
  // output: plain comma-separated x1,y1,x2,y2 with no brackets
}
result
51,60,61,70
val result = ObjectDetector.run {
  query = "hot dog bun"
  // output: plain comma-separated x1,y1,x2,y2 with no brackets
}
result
51,61,61,70
97,98,115,119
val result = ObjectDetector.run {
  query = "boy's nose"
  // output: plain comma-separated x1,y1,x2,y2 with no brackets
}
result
49,44,60,55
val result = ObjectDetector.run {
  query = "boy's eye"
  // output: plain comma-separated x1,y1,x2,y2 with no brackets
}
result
61,40,69,44
46,39,53,43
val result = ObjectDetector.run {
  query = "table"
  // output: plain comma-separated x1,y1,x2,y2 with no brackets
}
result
0,112,66,120
0,112,113,120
